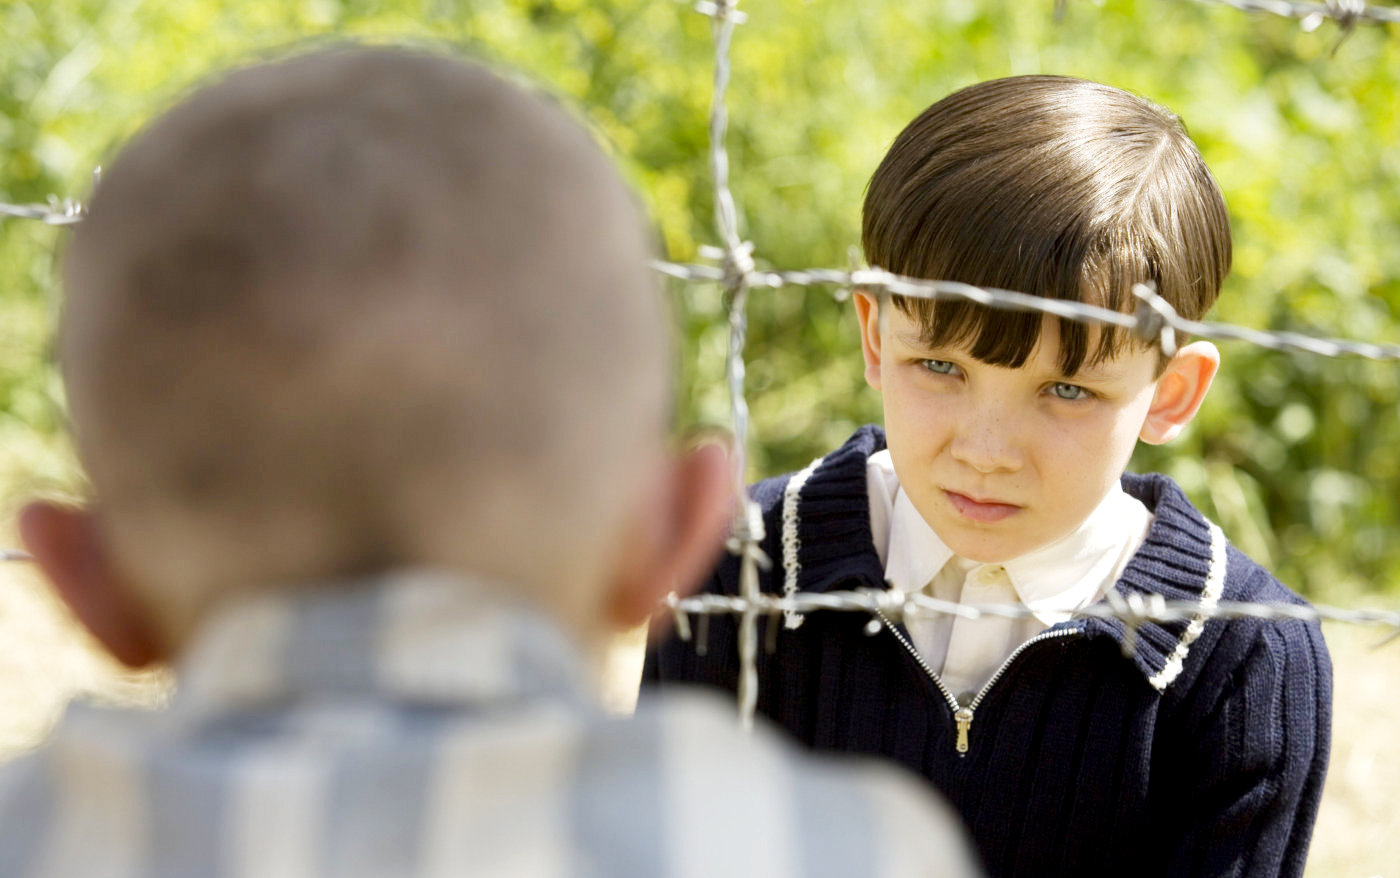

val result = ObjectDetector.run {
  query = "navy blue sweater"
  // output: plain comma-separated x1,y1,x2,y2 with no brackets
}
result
645,426,1331,877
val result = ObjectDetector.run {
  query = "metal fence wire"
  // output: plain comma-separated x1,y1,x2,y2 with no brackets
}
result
3,0,1400,730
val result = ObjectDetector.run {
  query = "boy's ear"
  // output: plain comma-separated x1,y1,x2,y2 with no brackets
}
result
1139,341,1220,445
853,291,884,391
603,441,733,631
17,501,171,668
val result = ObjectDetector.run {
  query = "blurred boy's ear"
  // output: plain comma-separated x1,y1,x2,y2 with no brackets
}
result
1139,341,1220,445
604,441,733,631
853,292,884,391
18,501,171,668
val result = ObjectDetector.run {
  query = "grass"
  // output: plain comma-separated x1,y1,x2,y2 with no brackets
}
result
1306,621,1400,877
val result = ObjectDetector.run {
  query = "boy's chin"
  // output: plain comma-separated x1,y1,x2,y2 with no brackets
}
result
934,519,1063,565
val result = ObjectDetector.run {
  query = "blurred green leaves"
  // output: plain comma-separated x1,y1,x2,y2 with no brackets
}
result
3,0,1400,600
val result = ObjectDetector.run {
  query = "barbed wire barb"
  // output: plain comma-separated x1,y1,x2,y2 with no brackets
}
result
1197,0,1400,28
0,197,85,226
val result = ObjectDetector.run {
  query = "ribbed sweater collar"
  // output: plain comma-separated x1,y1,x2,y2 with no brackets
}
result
778,425,1226,692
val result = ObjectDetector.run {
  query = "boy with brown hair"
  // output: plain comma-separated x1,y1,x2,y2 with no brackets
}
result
0,45,981,877
649,75,1331,877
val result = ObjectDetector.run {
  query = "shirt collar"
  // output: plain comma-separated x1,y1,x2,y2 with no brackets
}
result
1002,484,1152,623
175,569,591,716
881,462,1151,626
883,484,954,597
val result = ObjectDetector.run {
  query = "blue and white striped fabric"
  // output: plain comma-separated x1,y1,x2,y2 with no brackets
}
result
0,570,978,878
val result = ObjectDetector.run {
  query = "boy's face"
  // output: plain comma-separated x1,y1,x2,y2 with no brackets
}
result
857,297,1169,563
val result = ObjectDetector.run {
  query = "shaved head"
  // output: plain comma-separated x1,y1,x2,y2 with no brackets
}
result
62,46,669,643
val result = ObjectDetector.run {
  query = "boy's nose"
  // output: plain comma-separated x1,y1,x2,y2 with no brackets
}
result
949,413,1023,474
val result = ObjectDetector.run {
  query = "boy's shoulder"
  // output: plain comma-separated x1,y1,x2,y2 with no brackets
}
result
1120,470,1302,607
749,423,885,512
1113,470,1328,702
743,425,887,598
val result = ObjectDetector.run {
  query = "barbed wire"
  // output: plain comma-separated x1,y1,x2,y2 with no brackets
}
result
699,0,768,733
1201,0,1400,29
657,262,1400,362
666,590,1400,654
1053,0,1400,47
1194,0,1400,51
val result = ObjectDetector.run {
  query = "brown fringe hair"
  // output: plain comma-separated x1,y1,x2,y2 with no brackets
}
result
862,75,1231,375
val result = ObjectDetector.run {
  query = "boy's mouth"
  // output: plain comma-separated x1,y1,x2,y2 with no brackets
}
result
944,490,1021,523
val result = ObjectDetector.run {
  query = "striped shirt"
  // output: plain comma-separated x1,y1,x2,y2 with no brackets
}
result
0,570,978,878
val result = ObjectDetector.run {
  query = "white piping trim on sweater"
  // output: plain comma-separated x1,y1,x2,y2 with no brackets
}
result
1147,520,1227,692
781,456,825,630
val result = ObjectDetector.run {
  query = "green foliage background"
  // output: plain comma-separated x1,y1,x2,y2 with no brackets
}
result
3,0,1400,602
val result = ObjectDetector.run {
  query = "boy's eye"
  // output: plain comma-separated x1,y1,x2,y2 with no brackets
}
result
919,359,961,376
1049,382,1093,401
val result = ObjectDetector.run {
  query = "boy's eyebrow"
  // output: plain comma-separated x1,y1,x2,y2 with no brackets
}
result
1060,359,1129,382
895,329,938,351
1061,361,1107,380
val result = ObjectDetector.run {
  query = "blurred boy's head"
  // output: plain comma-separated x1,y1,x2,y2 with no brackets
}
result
854,75,1229,562
23,46,730,663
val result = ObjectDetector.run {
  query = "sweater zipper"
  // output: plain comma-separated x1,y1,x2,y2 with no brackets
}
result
873,609,1079,756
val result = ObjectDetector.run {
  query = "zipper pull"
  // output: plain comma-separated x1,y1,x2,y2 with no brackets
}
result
954,707,974,756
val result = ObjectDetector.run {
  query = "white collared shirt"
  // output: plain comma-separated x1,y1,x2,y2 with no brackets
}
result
866,450,1153,700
